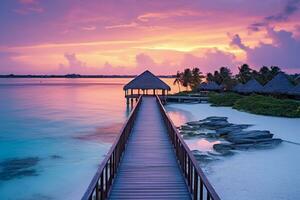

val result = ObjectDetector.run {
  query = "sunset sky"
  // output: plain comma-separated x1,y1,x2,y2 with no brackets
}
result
1,0,300,75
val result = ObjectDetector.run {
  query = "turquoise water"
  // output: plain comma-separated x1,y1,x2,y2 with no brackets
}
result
0,78,177,200
0,78,133,200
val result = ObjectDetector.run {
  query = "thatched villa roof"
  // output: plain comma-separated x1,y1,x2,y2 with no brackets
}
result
198,81,222,91
289,84,300,96
239,79,264,94
123,70,171,91
232,83,244,93
262,73,294,94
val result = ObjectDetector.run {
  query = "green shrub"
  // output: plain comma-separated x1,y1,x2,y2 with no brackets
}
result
208,93,300,117
208,92,243,106
233,95,300,118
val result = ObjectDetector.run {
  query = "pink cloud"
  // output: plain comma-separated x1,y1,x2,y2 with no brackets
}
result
180,49,238,73
52,49,238,75
14,0,44,14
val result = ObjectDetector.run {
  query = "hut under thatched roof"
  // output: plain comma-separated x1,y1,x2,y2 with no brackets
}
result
289,83,300,96
232,83,244,93
262,72,294,95
239,79,264,94
198,81,223,91
123,70,171,91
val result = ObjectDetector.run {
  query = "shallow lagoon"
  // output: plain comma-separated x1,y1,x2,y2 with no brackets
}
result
166,103,300,200
0,78,178,200
0,78,134,199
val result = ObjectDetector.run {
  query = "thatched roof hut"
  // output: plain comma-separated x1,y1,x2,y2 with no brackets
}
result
232,83,244,93
239,79,264,94
123,70,170,91
198,81,223,91
289,84,300,96
262,72,294,95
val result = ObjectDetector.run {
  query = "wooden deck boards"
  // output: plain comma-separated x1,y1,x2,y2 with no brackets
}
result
108,96,191,200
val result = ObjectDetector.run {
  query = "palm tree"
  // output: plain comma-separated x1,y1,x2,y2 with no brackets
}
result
213,71,222,84
219,67,235,90
182,68,192,90
173,71,183,92
237,64,252,84
258,66,271,85
190,67,204,91
206,72,214,82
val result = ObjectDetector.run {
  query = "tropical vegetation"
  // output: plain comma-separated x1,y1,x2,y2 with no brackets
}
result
208,93,300,118
174,64,300,118
173,67,204,91
175,64,299,92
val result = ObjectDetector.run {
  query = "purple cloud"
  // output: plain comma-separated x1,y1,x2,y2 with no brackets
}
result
231,27,300,71
249,0,300,31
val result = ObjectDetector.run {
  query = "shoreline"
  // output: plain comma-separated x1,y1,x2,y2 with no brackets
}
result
166,102,300,200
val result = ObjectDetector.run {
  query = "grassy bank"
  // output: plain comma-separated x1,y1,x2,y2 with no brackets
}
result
208,93,300,118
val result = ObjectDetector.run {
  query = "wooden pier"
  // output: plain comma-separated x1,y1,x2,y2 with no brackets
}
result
82,95,220,200
166,95,209,103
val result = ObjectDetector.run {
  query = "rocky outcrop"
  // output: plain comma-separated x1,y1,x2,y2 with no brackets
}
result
179,116,282,158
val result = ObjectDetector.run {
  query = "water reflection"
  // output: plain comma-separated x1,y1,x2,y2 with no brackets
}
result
185,139,221,152
0,77,179,199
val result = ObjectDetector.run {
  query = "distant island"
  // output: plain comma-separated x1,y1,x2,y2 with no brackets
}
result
0,74,175,78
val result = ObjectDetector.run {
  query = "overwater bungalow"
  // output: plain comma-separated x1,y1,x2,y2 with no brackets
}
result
262,72,294,95
197,81,223,92
232,83,244,93
238,79,264,94
123,70,171,103
289,83,300,97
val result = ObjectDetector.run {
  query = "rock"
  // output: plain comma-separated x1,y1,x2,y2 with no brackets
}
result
0,157,40,181
192,150,219,163
213,138,282,152
200,121,233,130
180,125,199,131
251,138,282,149
213,144,234,156
215,124,252,136
227,130,273,143
186,121,203,126
199,116,228,122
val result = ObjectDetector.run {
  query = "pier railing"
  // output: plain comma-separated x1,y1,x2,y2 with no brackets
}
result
81,96,142,200
156,95,221,200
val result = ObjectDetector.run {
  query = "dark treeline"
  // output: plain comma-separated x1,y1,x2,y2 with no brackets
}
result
0,74,175,78
174,64,300,91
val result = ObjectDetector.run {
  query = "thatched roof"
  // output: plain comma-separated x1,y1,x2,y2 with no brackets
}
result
239,79,263,93
262,72,294,94
289,84,300,96
123,70,171,90
198,81,222,91
232,83,244,93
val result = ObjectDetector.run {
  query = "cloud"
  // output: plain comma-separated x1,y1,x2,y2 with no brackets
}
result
105,22,138,29
59,53,87,73
14,0,44,14
230,27,300,71
230,34,248,50
18,0,38,4
265,0,300,22
249,0,300,31
180,49,238,73
81,26,96,31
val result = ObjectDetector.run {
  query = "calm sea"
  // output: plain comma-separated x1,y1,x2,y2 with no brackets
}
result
0,78,178,200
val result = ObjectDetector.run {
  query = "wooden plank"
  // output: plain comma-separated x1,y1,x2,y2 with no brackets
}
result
108,96,191,199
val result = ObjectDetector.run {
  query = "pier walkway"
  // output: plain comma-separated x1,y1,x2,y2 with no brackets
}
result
82,95,220,200
108,96,190,199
